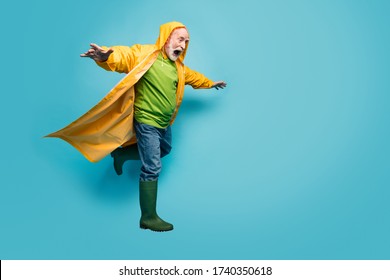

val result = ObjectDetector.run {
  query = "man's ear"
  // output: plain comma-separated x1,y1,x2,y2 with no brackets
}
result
163,35,171,53
165,35,172,46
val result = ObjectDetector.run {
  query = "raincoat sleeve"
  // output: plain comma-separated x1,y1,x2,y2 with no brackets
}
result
184,65,214,89
95,44,145,73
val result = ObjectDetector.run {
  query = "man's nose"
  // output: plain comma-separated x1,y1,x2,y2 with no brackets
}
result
179,42,186,50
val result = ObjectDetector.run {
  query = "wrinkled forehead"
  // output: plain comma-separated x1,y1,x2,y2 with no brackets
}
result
170,27,189,40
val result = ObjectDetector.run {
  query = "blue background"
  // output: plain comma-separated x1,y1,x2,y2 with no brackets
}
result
1,0,389,259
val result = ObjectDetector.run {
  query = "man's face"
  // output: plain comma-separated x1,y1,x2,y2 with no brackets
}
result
165,28,189,61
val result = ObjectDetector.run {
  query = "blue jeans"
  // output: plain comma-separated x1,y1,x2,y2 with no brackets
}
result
134,120,172,181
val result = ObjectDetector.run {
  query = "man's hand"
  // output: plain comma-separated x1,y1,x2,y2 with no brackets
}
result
80,43,114,62
212,81,227,90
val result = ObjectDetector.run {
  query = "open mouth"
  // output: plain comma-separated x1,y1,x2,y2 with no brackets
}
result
173,50,181,56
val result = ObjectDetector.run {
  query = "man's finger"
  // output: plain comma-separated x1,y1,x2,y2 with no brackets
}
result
90,43,102,51
80,53,93,57
80,51,94,58
105,48,114,55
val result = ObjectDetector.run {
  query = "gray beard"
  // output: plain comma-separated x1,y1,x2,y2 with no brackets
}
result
166,41,180,61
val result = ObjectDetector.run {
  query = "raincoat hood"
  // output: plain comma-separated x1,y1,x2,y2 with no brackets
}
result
155,21,189,63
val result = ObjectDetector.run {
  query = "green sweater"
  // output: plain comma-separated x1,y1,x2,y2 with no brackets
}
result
134,53,178,128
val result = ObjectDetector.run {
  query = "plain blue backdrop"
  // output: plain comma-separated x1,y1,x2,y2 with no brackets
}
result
1,0,389,259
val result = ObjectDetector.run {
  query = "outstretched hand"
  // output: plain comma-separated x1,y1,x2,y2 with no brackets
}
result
212,81,227,90
80,43,114,62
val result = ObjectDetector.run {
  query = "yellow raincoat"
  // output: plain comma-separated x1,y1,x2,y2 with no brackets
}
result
46,22,214,162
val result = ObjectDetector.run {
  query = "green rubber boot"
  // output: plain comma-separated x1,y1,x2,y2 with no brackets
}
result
110,145,140,175
139,180,174,232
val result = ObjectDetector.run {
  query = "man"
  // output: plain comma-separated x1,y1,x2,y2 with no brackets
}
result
46,22,226,232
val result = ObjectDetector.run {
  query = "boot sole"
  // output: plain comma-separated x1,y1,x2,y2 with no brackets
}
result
140,224,174,232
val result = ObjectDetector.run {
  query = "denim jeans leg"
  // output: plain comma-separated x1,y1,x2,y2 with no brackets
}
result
134,120,172,181
160,125,172,158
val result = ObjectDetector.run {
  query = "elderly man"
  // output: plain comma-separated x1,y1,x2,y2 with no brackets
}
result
47,22,226,232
